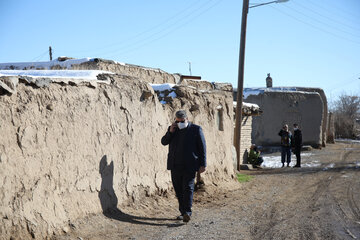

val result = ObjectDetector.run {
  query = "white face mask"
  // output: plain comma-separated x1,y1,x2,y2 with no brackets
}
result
294,128,298,131
177,121,188,129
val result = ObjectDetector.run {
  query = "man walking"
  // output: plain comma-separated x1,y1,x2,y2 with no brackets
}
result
292,123,303,168
278,124,292,167
161,110,206,223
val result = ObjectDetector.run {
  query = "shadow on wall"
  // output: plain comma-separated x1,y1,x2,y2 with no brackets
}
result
98,155,182,227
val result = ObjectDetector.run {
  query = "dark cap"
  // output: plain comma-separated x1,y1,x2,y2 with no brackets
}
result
175,110,187,119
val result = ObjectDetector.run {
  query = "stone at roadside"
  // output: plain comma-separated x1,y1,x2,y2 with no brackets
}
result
240,164,253,170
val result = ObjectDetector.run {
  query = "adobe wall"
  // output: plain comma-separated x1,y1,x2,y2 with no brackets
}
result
71,59,178,84
246,91,324,147
296,87,328,147
0,75,235,239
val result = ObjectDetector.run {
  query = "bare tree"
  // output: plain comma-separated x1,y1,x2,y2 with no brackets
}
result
331,94,360,139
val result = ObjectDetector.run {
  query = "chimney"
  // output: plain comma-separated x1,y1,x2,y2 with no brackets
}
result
266,73,272,88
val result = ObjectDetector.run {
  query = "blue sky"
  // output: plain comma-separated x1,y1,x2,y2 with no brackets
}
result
0,0,359,101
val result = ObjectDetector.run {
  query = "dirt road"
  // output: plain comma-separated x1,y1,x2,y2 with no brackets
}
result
56,142,360,240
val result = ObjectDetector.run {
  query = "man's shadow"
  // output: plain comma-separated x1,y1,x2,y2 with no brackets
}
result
99,155,182,227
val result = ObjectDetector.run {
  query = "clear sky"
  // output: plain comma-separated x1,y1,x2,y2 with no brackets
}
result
1,0,359,102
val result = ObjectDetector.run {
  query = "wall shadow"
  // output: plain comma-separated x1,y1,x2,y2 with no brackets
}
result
99,155,182,227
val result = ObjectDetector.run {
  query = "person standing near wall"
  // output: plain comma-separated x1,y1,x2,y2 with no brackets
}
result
278,124,292,167
292,123,303,168
161,110,206,223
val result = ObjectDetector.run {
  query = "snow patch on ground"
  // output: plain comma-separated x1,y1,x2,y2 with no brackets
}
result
261,152,318,168
336,138,360,144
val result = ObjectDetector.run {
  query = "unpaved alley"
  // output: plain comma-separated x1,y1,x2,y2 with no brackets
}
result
56,142,360,240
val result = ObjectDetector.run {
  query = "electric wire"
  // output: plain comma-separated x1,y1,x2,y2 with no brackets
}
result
328,73,360,93
72,0,216,57
269,5,360,45
282,4,360,39
72,1,207,54
104,0,224,59
30,50,49,62
306,0,360,24
294,1,360,33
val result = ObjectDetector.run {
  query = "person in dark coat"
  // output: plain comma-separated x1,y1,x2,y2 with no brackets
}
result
278,124,292,167
292,123,303,167
161,110,206,223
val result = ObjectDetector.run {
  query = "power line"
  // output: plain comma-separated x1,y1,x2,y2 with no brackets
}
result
282,4,360,39
270,5,360,45
105,0,224,59
307,0,360,23
30,49,49,61
72,0,215,56
328,73,360,92
293,1,360,33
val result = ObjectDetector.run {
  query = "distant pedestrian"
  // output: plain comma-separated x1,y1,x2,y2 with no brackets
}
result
278,124,292,167
247,144,264,168
292,123,302,167
161,110,206,223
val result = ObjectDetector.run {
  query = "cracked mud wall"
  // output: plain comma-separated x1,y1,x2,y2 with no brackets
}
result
0,74,234,239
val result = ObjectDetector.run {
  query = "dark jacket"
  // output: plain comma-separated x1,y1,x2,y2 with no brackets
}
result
278,129,292,147
292,129,303,148
161,123,206,173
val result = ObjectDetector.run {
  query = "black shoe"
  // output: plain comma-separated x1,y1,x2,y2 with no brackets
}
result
176,215,183,220
287,163,290,167
293,165,301,168
281,163,285,168
183,213,191,223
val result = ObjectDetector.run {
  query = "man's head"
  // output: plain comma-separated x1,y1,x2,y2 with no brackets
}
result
175,110,187,120
293,123,299,129
283,124,288,131
175,110,188,129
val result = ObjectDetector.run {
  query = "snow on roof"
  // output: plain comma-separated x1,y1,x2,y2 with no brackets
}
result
0,58,91,70
0,69,115,93
243,87,297,99
242,87,322,99
149,83,177,104
0,70,114,80
150,83,176,92
233,101,260,108
0,58,126,70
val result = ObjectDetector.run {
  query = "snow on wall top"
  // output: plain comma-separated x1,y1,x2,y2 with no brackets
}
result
0,58,171,75
149,83,177,104
0,70,114,80
0,58,98,70
242,87,321,99
243,87,298,99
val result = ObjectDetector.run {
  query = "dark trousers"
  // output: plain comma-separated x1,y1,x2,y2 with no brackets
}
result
171,168,196,216
281,146,291,164
294,147,301,166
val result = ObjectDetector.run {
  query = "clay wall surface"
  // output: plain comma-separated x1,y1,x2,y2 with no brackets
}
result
72,60,177,84
296,87,328,147
0,74,234,239
245,91,324,147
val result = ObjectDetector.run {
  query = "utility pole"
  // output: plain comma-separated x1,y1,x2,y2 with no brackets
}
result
234,0,289,171
234,0,249,171
188,62,192,76
49,46,53,61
